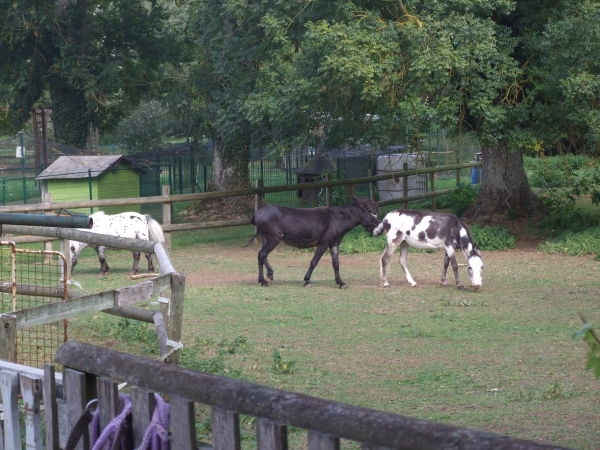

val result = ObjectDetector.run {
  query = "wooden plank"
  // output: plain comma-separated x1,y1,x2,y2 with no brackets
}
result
361,444,392,450
0,359,63,383
211,407,240,450
0,370,22,450
0,314,16,362
44,364,60,450
155,243,175,275
308,430,340,450
170,395,197,450
57,399,69,449
97,378,119,432
15,291,115,330
115,281,153,307
0,282,65,298
162,185,172,254
167,272,185,364
64,368,92,450
256,418,288,450
20,374,44,450
55,342,570,450
130,387,155,448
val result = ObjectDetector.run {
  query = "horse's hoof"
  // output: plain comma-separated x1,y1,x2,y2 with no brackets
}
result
382,283,390,288
259,281,270,287
339,283,348,289
267,273,274,281
304,283,311,288
98,272,109,277
441,282,449,287
457,285,465,290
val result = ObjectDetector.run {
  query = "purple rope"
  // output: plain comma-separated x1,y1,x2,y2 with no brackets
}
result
137,394,171,450
91,393,132,450
138,394,170,450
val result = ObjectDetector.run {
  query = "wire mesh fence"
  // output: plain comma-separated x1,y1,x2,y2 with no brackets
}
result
0,242,68,368
0,130,481,220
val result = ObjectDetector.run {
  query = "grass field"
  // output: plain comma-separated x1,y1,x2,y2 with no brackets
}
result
63,224,600,449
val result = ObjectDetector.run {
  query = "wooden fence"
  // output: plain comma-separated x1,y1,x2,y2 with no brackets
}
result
7,340,563,450
0,161,482,251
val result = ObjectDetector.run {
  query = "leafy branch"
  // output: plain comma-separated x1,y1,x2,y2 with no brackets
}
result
573,314,600,379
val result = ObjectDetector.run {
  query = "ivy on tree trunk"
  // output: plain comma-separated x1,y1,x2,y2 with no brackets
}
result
463,144,546,222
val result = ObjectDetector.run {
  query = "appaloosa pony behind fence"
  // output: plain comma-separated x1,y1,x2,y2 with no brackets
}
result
248,196,380,288
70,211,165,276
373,209,483,291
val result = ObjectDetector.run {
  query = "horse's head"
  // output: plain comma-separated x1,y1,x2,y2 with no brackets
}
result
352,195,380,232
467,249,483,292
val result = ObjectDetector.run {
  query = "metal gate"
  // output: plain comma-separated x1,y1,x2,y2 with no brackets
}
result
0,241,68,367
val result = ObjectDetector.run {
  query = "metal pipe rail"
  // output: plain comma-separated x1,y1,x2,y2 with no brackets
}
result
55,341,569,450
1,224,157,254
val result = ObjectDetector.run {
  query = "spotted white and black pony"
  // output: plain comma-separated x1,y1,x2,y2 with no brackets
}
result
373,210,483,291
70,211,165,276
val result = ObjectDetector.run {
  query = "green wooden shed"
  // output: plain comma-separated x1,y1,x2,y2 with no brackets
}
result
35,155,141,214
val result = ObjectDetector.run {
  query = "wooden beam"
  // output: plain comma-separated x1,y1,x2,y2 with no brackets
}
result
0,313,17,362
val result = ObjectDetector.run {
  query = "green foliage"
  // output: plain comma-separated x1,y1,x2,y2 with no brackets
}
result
539,226,600,259
115,101,173,153
271,349,295,374
317,170,350,207
573,322,600,379
90,318,156,346
537,209,599,236
469,224,515,251
435,183,480,216
339,227,385,255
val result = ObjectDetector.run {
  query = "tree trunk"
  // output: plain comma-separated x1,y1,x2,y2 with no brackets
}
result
463,143,546,223
210,136,251,191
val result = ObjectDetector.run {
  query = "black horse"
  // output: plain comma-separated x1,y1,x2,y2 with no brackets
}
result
248,196,380,288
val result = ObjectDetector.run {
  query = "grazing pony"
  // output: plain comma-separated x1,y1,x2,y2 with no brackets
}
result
248,196,380,288
373,210,483,291
70,211,165,276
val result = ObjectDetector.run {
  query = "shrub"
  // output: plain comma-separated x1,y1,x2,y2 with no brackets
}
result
469,224,515,251
115,101,173,153
539,226,600,259
339,227,386,254
435,183,480,216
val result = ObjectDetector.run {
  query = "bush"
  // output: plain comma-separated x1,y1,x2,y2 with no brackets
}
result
537,209,599,236
470,224,515,251
435,183,480,216
339,227,386,254
115,101,173,153
539,226,600,260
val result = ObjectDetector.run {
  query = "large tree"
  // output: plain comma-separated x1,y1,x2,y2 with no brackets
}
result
0,0,174,147
187,0,600,221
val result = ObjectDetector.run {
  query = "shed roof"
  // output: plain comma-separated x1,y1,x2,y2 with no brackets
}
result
35,156,135,180
296,153,336,175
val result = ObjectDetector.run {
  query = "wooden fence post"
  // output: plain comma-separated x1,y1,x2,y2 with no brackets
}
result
162,185,171,254
255,179,263,244
43,192,53,257
368,169,375,201
20,374,44,450
308,430,340,450
0,370,21,450
402,163,408,209
257,418,288,450
325,173,332,207
211,407,241,450
44,364,60,450
60,238,71,285
0,313,16,362
167,272,185,365
430,166,436,212
131,388,156,448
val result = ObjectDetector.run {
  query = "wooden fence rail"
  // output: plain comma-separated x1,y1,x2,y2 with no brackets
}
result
0,161,482,214
48,341,570,450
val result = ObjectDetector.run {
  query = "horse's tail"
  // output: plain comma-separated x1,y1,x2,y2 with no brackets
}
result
244,213,259,247
146,215,166,243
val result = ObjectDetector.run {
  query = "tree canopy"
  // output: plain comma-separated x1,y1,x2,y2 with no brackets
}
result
0,0,175,146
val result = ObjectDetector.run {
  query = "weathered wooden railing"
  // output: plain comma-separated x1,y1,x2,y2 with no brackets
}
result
0,226,183,365
41,341,569,450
